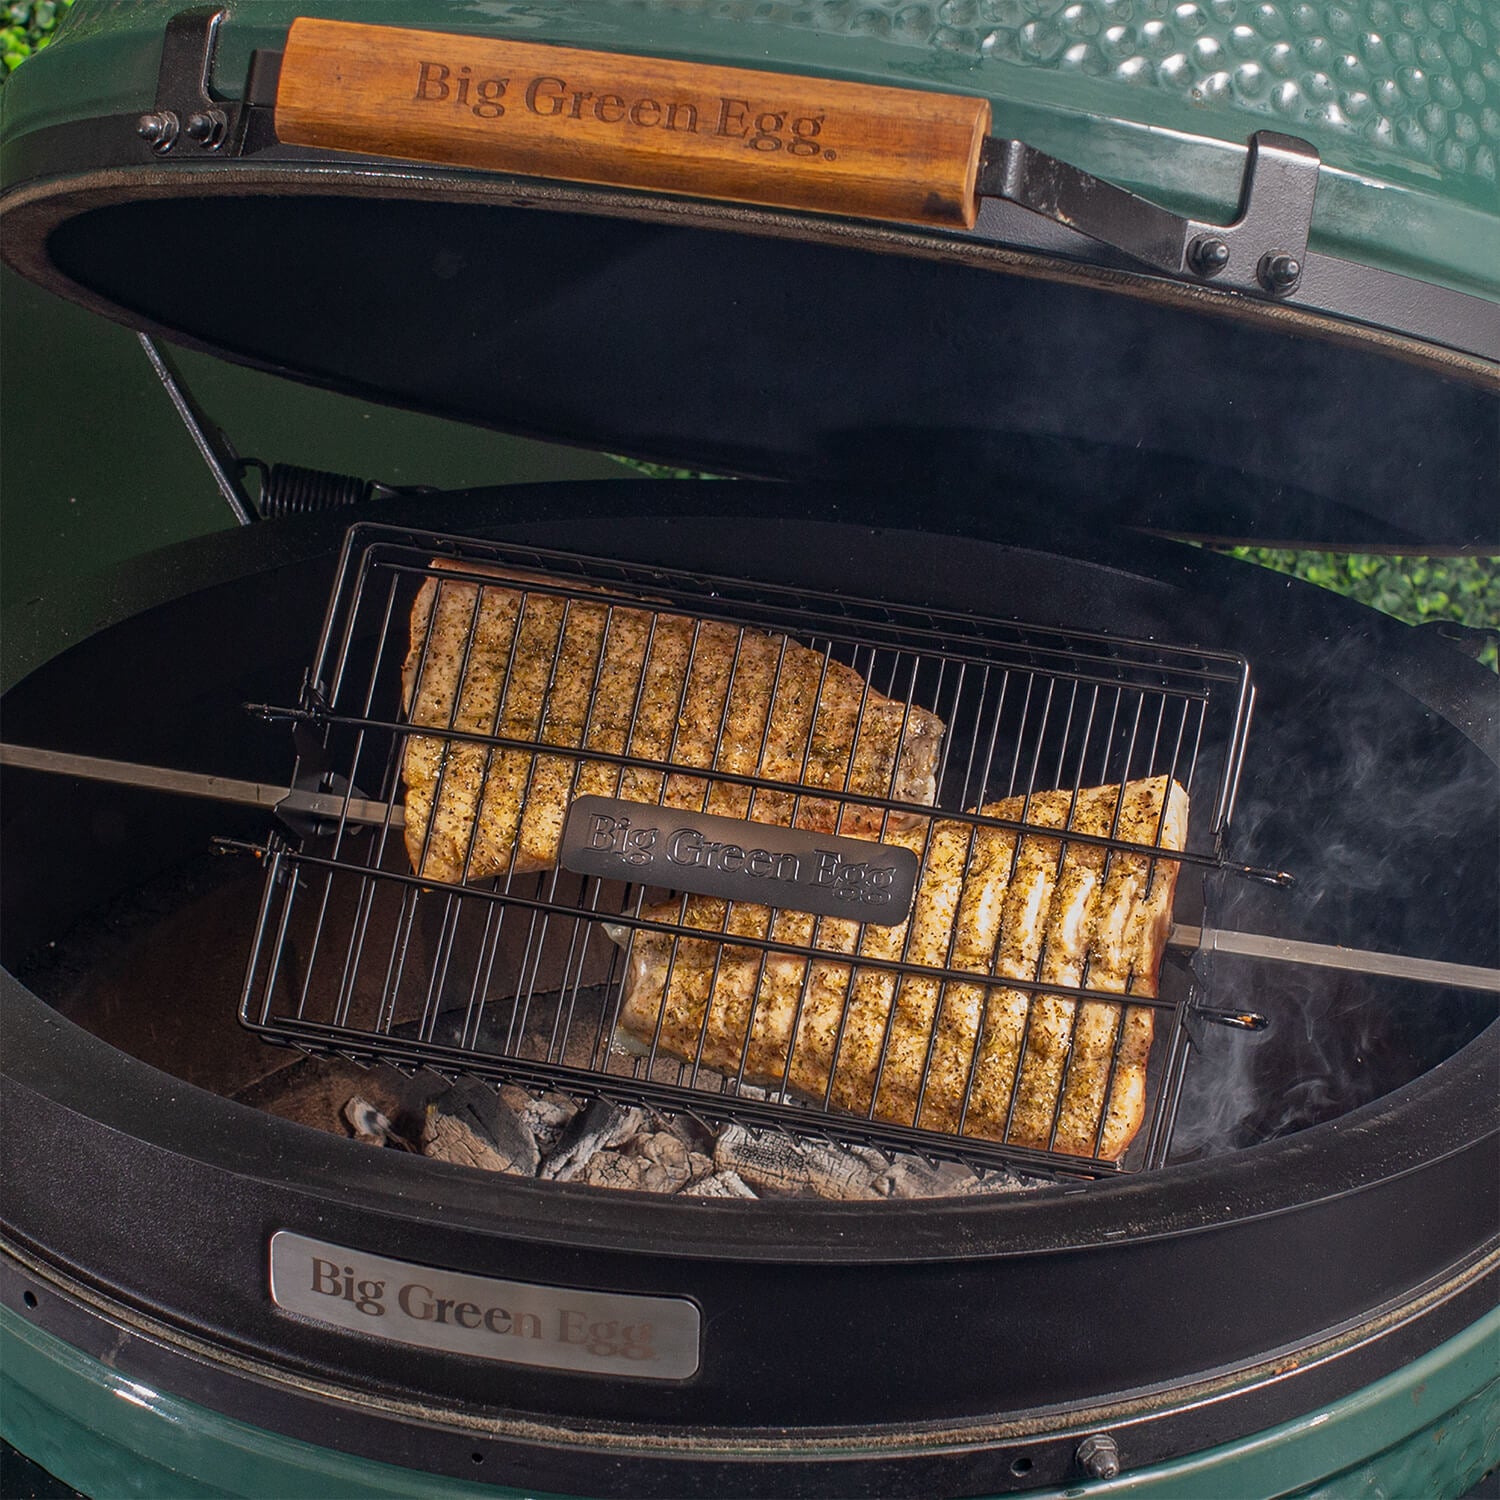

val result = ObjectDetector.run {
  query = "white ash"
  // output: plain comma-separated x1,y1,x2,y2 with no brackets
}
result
659,1111,718,1156
633,1130,695,1184
570,1131,697,1194
620,1129,696,1193
879,1155,983,1198
358,1079,1042,1199
502,1086,577,1155
709,1126,1040,1201
713,1124,883,1200
876,1154,1027,1198
682,1169,758,1199
541,1100,649,1181
569,1149,676,1194
421,1078,542,1175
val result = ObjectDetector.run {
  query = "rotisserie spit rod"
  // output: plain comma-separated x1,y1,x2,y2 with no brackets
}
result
1167,925,1499,993
0,742,399,830
3,742,1497,995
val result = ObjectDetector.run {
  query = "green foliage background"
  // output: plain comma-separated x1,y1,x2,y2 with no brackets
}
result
1223,550,1498,668
4,9,1494,668
1,0,70,73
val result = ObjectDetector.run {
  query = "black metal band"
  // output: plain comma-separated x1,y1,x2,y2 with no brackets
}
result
2,110,1497,371
5,1201,1496,1497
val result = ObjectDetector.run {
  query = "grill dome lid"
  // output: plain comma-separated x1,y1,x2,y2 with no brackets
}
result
1,1,1495,548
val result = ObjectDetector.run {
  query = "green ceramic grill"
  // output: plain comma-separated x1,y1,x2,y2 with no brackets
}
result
0,3,1495,1497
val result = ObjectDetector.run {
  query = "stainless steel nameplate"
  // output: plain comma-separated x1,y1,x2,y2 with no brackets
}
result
560,795,920,924
269,1231,700,1379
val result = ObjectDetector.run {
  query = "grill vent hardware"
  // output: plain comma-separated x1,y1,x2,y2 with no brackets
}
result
235,524,1270,1180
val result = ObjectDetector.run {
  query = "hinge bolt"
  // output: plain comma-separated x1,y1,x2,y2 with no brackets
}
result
135,110,179,151
1076,1432,1121,1481
183,109,226,147
1259,251,1303,294
1188,235,1231,277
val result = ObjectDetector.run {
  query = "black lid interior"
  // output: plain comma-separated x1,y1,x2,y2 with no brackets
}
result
36,189,1500,547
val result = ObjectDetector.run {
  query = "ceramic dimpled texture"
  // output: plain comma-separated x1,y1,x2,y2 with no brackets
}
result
695,0,1498,190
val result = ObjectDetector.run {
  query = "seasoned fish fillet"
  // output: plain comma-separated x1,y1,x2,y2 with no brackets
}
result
400,561,946,883
613,776,1189,1162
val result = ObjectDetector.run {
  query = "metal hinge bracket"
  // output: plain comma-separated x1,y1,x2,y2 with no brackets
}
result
137,6,284,158
976,131,1320,299
136,7,236,155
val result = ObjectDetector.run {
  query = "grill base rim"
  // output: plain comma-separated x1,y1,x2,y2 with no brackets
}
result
4,1232,1495,1497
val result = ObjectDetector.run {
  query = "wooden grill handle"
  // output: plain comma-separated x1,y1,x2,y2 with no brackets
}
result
275,18,993,229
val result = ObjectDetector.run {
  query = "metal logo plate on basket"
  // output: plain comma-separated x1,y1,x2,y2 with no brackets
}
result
269,1231,700,1379
561,796,920,923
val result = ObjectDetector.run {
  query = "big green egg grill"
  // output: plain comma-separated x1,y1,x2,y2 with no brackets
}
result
0,3,1496,1496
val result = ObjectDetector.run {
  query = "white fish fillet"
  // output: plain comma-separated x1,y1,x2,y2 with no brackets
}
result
400,561,946,883
613,776,1189,1162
